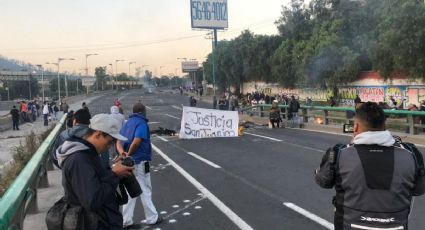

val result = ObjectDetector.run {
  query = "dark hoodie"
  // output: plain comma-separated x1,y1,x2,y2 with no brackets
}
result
51,124,89,168
56,137,123,230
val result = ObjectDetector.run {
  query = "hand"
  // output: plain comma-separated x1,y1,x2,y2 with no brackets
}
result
111,161,133,178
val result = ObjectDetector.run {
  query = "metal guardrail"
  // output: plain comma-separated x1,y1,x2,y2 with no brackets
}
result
0,115,66,230
240,104,425,135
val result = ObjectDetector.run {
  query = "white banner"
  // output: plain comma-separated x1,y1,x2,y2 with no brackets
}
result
180,106,239,139
82,77,96,86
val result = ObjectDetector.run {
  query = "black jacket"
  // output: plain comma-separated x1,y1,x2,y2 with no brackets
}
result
57,137,123,230
315,131,425,230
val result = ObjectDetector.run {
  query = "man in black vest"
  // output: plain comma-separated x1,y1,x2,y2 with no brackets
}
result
315,102,425,230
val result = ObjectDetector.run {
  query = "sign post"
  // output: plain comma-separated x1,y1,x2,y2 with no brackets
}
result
190,0,228,96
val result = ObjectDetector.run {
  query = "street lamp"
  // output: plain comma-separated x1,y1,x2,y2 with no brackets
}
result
49,58,74,101
36,65,45,101
85,53,98,90
128,61,136,77
108,63,113,90
115,59,125,90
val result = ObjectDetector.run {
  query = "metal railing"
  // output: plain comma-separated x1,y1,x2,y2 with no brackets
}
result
0,115,66,230
240,104,425,135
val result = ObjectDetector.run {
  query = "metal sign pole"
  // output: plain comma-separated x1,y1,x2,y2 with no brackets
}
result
213,29,217,96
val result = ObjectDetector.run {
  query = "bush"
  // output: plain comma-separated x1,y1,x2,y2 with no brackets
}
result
0,127,54,197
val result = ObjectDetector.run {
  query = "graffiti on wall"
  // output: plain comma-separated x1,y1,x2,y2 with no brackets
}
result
407,88,425,106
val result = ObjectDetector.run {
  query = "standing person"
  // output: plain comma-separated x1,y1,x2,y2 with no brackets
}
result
53,103,59,120
82,102,90,113
354,94,361,105
288,95,300,126
110,105,125,128
117,103,162,228
43,101,49,126
114,98,121,108
21,101,28,122
55,114,133,229
62,101,69,114
51,109,91,169
9,105,20,130
420,100,425,132
314,102,425,230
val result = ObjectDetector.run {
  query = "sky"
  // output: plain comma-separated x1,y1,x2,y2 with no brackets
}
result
0,0,290,77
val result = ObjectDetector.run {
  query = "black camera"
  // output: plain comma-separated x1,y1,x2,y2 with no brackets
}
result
120,157,142,198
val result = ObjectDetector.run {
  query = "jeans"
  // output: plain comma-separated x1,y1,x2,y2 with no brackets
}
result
122,161,158,226
43,114,48,126
12,119,19,130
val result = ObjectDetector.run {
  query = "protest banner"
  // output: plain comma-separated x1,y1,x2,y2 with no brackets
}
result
179,106,239,139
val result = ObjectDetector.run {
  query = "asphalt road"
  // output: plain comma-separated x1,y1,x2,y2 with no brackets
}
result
85,89,425,230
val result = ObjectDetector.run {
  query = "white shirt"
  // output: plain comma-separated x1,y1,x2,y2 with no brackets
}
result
43,104,49,115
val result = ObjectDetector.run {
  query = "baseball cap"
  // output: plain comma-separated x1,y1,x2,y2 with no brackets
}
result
89,114,127,141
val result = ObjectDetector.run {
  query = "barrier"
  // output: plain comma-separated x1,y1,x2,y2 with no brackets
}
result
0,115,66,230
240,104,425,135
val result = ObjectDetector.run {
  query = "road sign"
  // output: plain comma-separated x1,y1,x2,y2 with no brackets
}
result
82,77,96,86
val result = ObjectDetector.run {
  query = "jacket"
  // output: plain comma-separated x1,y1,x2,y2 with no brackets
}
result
289,99,300,113
315,131,425,230
56,137,123,230
51,124,89,168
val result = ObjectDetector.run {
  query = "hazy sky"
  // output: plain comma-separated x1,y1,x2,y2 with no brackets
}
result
0,0,289,76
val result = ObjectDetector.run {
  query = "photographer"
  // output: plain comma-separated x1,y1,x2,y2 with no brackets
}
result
117,103,162,228
55,114,133,229
314,102,425,230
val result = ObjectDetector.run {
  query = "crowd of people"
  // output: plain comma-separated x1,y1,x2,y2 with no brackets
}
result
4,99,67,130
47,98,162,229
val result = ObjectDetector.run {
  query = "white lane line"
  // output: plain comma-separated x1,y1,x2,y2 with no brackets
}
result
146,106,153,110
172,105,183,110
244,132,323,153
165,114,180,120
148,121,160,124
152,144,253,230
283,202,334,230
156,135,169,142
187,152,221,169
244,132,282,142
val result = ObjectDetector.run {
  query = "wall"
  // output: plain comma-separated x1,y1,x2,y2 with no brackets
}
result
241,72,425,107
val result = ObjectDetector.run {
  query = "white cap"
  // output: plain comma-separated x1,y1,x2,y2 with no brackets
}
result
89,114,127,141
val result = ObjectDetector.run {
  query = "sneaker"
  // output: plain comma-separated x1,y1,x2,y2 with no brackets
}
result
144,216,163,226
123,223,143,229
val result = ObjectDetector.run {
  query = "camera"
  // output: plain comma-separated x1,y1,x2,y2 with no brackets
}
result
120,157,142,198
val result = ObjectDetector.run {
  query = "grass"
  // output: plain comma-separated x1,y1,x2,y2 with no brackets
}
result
0,126,54,197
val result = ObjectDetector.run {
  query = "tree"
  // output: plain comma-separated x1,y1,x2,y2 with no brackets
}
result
95,67,108,91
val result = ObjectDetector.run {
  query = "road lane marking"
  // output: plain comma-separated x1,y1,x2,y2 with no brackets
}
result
152,144,254,230
148,121,160,124
172,105,183,110
165,114,180,119
244,132,323,153
283,202,334,230
146,106,153,110
156,135,169,142
244,132,283,142
187,152,221,168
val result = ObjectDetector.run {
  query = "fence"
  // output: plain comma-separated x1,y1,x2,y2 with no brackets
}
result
241,104,425,135
0,115,66,230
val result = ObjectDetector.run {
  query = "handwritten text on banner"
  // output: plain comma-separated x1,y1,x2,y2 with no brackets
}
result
179,106,239,139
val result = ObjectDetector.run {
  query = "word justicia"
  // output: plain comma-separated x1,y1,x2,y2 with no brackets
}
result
187,111,233,129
